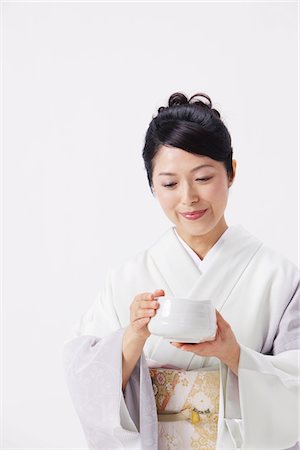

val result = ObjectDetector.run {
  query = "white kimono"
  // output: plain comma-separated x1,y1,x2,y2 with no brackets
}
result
63,225,300,449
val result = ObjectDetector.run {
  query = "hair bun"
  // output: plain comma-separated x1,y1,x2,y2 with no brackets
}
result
158,91,221,118
168,92,189,107
189,92,221,118
189,92,212,107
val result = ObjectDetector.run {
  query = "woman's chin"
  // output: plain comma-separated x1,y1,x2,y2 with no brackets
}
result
176,223,212,238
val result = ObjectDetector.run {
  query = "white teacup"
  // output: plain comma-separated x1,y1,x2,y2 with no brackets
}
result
148,297,217,343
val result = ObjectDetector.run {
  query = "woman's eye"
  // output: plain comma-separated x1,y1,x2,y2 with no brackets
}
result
196,177,212,182
163,183,177,188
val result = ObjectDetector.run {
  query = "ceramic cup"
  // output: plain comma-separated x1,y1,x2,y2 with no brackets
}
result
148,297,217,343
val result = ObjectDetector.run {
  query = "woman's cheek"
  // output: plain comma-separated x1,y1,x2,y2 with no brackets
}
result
205,183,221,201
206,183,229,213
158,191,177,214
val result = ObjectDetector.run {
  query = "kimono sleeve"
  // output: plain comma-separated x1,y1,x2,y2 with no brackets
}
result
236,282,300,449
63,271,158,449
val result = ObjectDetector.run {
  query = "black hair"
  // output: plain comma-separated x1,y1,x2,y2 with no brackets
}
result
142,92,233,192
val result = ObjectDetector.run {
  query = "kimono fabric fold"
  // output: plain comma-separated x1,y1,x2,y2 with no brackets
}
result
63,225,300,449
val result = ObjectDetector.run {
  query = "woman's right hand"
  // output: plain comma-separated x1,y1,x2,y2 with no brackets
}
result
122,289,165,390
129,289,165,341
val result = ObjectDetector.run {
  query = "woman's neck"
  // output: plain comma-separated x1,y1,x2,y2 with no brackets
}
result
176,218,228,260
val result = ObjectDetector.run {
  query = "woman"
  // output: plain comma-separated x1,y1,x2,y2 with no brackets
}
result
63,93,299,450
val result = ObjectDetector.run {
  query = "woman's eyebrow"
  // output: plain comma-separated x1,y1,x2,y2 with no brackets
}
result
158,164,214,176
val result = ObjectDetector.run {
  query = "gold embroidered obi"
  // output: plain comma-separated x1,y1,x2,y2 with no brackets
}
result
149,367,220,450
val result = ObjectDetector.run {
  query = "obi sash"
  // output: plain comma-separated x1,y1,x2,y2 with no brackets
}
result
149,367,220,450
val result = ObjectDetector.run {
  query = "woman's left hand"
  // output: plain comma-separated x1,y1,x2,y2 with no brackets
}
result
171,310,240,375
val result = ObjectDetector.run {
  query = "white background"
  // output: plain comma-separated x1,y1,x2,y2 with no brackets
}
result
1,1,298,448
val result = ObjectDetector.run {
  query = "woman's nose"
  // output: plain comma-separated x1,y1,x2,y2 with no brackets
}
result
181,185,199,206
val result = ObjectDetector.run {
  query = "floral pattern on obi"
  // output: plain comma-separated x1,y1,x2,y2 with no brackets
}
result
149,367,220,450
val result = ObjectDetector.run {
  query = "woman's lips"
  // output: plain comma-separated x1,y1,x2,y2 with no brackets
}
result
179,209,208,220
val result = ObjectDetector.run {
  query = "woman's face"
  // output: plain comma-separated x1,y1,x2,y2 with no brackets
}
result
152,146,236,240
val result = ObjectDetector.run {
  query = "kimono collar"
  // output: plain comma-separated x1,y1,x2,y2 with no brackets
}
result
147,224,263,306
174,226,234,274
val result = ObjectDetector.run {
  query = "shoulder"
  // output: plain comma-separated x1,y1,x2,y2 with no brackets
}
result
259,243,299,282
259,243,297,268
237,225,300,284
254,236,298,271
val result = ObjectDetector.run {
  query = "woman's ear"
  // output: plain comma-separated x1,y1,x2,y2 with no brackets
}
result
229,159,237,187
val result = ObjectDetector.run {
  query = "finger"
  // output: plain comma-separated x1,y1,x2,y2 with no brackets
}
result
132,307,156,322
132,300,158,323
153,289,165,298
139,300,159,310
170,342,195,351
171,341,213,353
171,343,194,352
216,310,230,331
133,290,164,305
132,294,155,313
170,342,184,348
183,342,212,351
134,292,154,303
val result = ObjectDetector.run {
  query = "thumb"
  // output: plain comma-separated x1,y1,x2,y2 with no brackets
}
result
216,310,230,331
